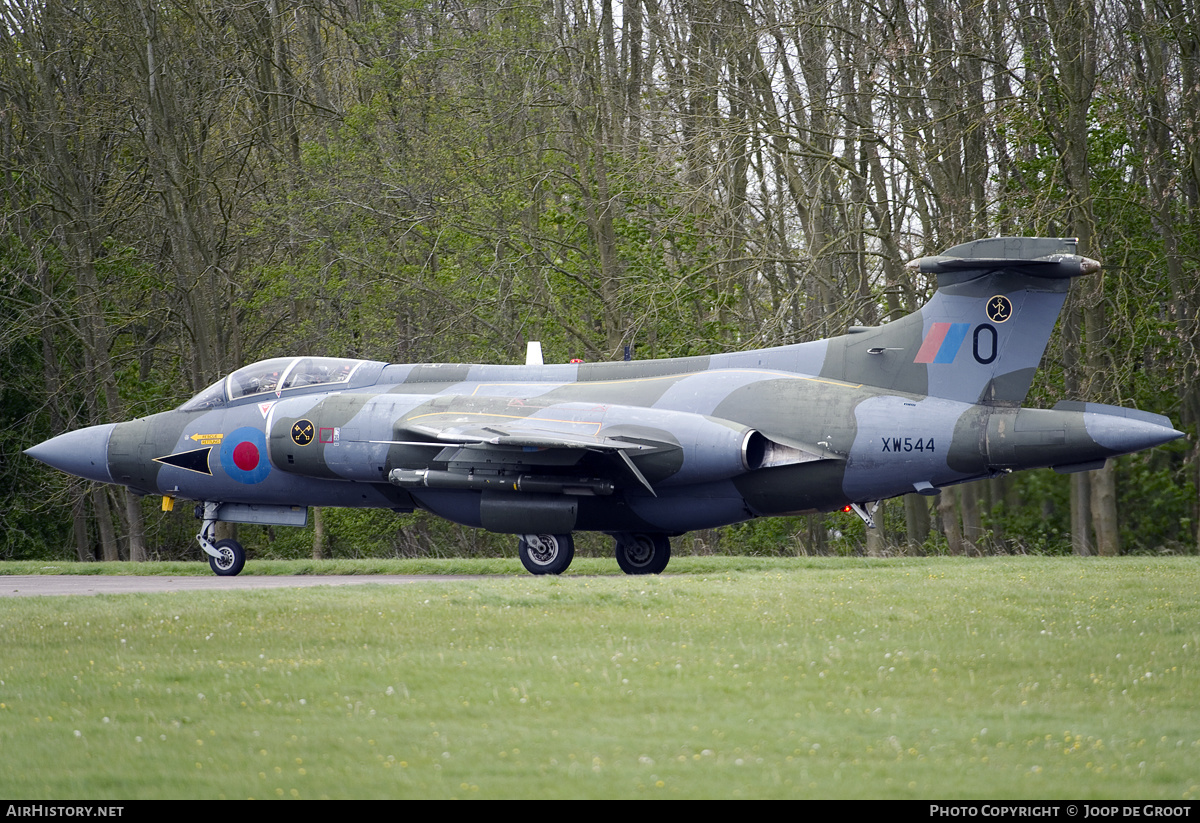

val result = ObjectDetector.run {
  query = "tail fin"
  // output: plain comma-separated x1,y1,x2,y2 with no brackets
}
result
824,237,1099,406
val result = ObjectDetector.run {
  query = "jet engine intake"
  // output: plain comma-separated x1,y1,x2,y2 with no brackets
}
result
741,430,829,470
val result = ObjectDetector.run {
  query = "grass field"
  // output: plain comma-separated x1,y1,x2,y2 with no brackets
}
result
1,556,1197,799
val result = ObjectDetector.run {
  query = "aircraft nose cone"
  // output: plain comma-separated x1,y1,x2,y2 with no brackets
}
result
24,424,116,484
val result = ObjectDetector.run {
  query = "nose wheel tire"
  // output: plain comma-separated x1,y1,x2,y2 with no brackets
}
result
518,533,574,575
209,539,246,577
615,533,671,575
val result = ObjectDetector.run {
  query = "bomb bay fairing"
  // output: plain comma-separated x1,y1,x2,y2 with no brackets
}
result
26,237,1183,575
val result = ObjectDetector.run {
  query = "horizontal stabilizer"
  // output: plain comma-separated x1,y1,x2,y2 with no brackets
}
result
906,237,1100,281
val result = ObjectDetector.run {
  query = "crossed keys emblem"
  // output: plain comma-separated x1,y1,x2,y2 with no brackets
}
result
291,419,315,446
986,295,1013,323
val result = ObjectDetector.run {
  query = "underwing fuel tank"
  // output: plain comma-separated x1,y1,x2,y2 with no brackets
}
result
987,402,1182,474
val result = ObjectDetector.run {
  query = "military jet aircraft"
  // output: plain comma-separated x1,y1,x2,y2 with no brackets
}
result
26,237,1183,576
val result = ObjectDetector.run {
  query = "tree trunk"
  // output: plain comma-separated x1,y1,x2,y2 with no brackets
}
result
313,507,326,560
939,487,965,555
961,483,983,555
93,488,120,562
1071,472,1094,556
125,492,148,562
904,494,932,553
1090,464,1119,556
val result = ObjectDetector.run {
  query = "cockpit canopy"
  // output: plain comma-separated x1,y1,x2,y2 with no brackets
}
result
180,357,374,411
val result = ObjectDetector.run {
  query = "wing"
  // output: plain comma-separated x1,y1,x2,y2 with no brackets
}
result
392,413,668,495
385,399,838,497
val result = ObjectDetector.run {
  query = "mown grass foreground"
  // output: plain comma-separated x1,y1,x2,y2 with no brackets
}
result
1,557,1197,799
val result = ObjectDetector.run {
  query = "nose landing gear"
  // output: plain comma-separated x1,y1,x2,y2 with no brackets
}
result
196,502,246,576
208,538,246,576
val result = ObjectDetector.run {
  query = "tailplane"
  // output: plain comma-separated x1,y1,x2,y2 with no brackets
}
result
822,237,1099,406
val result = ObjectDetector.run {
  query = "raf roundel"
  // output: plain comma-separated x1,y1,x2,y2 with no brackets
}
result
219,427,271,484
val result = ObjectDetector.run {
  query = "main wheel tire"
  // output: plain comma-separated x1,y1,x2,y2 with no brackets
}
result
209,538,246,577
518,533,575,575
614,533,671,575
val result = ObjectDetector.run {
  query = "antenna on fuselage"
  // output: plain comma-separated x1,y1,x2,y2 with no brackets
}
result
525,341,544,366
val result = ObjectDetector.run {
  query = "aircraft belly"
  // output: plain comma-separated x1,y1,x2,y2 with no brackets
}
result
410,489,485,528
160,465,412,510
735,460,850,516
251,478,412,510
621,481,751,531
409,483,752,534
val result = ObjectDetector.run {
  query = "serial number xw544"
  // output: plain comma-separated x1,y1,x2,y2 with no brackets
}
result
881,437,935,453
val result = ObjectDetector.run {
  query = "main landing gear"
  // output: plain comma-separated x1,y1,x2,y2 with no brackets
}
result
515,532,671,576
613,532,671,575
518,533,575,575
196,502,246,577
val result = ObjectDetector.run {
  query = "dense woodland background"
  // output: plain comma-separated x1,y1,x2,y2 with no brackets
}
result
2,0,1198,562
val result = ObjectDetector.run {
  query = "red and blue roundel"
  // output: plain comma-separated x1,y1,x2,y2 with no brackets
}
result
219,427,271,484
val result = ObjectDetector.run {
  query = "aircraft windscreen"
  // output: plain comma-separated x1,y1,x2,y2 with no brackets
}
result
226,357,296,401
178,357,368,410
280,357,362,390
178,379,228,411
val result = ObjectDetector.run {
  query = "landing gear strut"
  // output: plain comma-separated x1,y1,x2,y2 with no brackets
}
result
196,502,246,577
614,533,671,575
848,501,880,530
518,533,575,575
